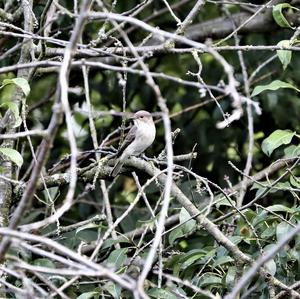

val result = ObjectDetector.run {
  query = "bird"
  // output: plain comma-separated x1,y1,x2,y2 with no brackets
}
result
110,110,156,177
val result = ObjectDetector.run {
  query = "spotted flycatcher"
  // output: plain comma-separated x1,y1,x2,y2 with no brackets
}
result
111,110,156,177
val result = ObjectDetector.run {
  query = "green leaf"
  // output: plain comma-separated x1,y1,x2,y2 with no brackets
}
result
261,129,296,156
229,236,243,245
226,266,236,287
199,274,223,288
272,3,299,28
284,144,300,158
168,208,196,245
277,40,292,70
107,248,127,269
290,176,300,188
213,256,234,267
215,195,236,208
173,249,208,273
102,237,131,250
252,210,268,227
168,227,183,246
0,102,22,128
103,281,121,299
1,78,30,96
261,227,275,239
175,249,215,270
148,288,177,299
75,229,98,243
267,204,294,214
251,182,268,198
274,181,292,190
0,147,23,167
180,252,206,270
168,255,183,276
75,222,100,234
33,258,55,268
179,208,196,233
251,80,300,97
265,259,277,276
276,222,292,241
250,181,292,196
76,292,99,299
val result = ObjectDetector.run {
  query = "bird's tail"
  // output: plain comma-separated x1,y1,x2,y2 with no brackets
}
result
110,159,124,177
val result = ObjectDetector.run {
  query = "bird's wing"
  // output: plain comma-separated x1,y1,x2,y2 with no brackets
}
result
116,125,137,157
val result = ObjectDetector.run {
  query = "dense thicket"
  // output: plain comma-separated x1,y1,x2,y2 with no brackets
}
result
0,0,300,298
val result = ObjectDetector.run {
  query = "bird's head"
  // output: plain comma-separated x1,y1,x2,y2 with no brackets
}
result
131,110,154,126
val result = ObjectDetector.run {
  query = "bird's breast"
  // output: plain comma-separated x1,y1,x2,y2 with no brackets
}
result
129,123,156,155
137,123,156,144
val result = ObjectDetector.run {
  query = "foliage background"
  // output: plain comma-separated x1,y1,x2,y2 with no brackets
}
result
0,0,300,298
